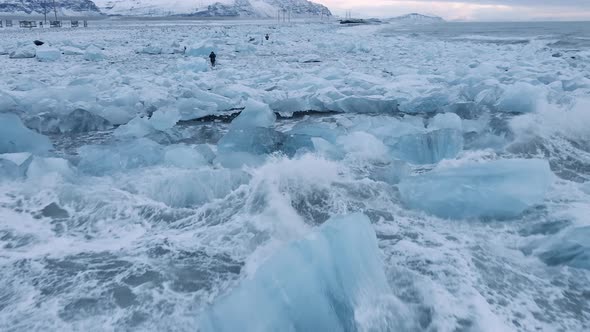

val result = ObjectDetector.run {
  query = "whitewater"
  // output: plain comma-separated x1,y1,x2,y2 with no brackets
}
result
0,19,589,331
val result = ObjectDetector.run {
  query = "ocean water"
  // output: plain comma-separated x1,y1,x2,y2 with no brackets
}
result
0,19,589,331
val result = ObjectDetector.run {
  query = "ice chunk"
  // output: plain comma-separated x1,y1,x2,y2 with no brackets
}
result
337,132,390,162
280,134,316,157
61,46,84,55
399,93,450,114
148,109,180,132
164,145,210,168
535,226,590,270
299,54,321,63
398,159,552,219
329,96,398,114
369,161,410,185
0,113,53,154
129,168,249,208
178,58,208,72
78,138,164,175
218,127,284,155
26,157,74,179
289,121,342,143
9,45,36,59
200,213,404,332
0,91,17,110
390,129,463,164
186,40,218,57
35,46,61,62
114,116,153,138
84,45,104,61
230,99,276,129
496,82,545,114
59,109,112,133
138,45,162,55
0,153,33,179
429,113,462,131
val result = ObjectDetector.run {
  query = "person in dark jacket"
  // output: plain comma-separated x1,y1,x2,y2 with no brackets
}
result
265,34,270,41
209,51,216,67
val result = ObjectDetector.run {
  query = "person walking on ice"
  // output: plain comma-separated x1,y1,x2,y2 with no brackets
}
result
209,51,217,67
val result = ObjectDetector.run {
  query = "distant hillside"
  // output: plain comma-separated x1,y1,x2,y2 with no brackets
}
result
0,0,101,17
390,13,445,24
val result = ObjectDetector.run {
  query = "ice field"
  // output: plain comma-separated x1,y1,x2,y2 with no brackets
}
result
1,19,590,331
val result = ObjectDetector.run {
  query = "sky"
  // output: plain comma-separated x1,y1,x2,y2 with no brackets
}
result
317,0,590,21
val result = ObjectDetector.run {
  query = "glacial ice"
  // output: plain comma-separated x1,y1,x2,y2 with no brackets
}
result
148,109,181,132
496,82,545,113
129,168,249,208
200,213,401,332
78,138,164,175
329,96,399,114
229,99,276,129
186,40,218,57
369,161,410,185
390,129,464,164
398,159,552,219
164,145,211,169
178,58,209,73
35,46,61,62
218,127,284,155
429,113,463,131
0,152,33,179
9,44,36,59
84,45,105,61
0,113,53,154
26,157,74,179
536,226,590,270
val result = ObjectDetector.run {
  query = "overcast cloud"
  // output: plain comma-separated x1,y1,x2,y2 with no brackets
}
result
318,0,590,21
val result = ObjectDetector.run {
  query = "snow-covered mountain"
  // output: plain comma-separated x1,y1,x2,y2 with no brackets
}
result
0,0,330,17
389,13,444,24
94,0,331,17
0,0,101,16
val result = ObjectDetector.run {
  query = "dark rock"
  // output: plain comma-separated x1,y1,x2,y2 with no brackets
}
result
33,40,44,46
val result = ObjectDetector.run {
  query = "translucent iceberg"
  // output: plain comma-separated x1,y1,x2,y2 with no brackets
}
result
59,109,112,133
535,226,590,270
496,82,545,114
329,96,398,114
84,45,104,61
148,109,181,132
78,138,164,175
164,145,211,169
230,100,276,129
429,113,462,131
200,213,404,332
27,157,74,179
218,128,284,155
0,113,53,154
9,45,35,59
390,129,464,164
0,153,33,179
36,46,61,62
398,159,552,219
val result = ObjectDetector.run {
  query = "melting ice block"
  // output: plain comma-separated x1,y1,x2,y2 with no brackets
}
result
0,153,33,179
390,129,463,164
36,46,61,62
200,213,403,332
230,99,276,129
84,45,104,61
218,127,284,155
0,113,53,154
78,138,164,175
535,226,590,270
9,45,36,59
399,159,552,219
